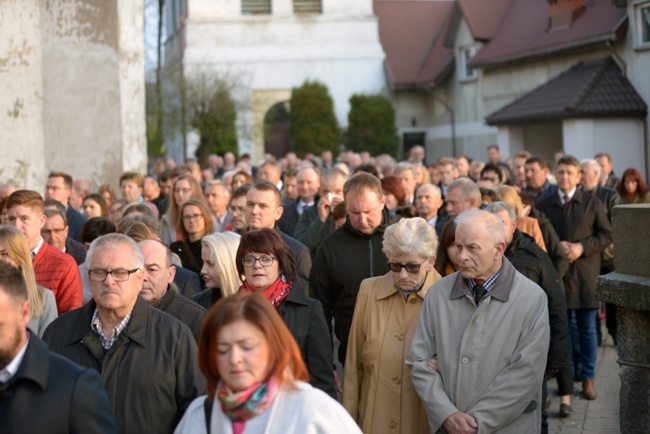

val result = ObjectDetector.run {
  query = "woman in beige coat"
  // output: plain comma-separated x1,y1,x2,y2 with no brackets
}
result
343,217,441,434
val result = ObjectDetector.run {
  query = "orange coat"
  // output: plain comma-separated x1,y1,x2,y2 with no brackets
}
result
517,216,547,252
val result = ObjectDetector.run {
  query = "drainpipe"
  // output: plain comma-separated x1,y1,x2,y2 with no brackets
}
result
427,85,457,157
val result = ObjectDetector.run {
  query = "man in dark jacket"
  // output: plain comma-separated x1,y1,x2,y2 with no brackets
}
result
0,262,117,433
310,173,390,366
294,167,347,257
43,234,205,434
245,181,312,293
139,240,207,341
487,202,570,429
536,156,611,401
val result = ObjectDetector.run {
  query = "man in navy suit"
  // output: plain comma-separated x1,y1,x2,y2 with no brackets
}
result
278,167,320,237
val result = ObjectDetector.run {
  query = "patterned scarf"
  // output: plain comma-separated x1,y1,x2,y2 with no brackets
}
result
240,275,292,307
216,377,280,422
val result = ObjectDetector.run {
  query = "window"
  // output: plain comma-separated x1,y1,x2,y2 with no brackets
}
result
294,0,321,14
636,3,650,48
459,46,478,82
242,0,271,15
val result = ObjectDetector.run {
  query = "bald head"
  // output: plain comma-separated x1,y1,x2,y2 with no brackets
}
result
138,239,175,305
415,184,443,221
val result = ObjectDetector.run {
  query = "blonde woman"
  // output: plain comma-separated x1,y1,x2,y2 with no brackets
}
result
0,226,58,337
192,232,242,310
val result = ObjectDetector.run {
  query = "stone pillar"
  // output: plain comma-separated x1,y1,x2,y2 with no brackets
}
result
596,204,650,434
0,0,145,191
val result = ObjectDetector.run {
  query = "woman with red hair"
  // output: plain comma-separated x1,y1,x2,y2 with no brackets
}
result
173,293,360,434
617,168,650,204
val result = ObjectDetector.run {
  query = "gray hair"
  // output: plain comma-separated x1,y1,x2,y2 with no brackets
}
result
455,209,505,245
394,162,417,177
85,233,145,271
580,158,601,175
485,201,517,223
447,178,481,204
383,217,438,259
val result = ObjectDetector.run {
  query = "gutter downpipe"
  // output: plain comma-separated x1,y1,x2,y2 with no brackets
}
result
427,84,457,157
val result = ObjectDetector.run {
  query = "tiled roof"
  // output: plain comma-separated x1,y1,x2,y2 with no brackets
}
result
458,0,516,41
486,58,648,125
470,0,627,68
374,1,456,90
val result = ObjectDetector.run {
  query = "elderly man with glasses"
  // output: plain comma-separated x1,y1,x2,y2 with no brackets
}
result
43,233,205,434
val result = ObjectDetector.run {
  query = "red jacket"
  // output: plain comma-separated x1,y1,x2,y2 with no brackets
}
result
34,241,83,315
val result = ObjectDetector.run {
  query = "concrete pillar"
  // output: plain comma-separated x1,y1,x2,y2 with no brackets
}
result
596,204,650,434
0,0,145,191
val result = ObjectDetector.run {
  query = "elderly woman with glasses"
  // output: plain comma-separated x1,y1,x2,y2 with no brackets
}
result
236,228,337,399
342,217,441,434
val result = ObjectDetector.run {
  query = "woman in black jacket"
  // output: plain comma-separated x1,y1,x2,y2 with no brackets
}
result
236,229,337,398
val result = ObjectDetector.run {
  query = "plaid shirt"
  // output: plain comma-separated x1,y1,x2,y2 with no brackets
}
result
91,309,132,350
467,268,501,297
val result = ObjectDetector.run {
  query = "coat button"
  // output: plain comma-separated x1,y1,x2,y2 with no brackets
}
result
389,420,397,428
461,357,469,364
391,376,401,384
396,333,405,341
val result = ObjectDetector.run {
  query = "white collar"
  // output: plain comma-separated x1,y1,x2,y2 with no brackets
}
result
32,236,44,257
558,187,577,203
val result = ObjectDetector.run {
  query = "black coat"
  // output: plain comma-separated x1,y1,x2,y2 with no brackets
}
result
277,229,312,296
66,207,87,243
170,239,204,277
529,208,569,281
294,203,335,258
190,288,222,311
278,283,337,399
505,230,569,371
65,237,87,265
173,265,202,298
156,286,208,341
42,297,206,434
0,332,117,434
309,208,391,365
536,189,612,309
277,200,301,237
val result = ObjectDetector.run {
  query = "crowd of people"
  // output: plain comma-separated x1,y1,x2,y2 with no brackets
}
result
0,145,646,434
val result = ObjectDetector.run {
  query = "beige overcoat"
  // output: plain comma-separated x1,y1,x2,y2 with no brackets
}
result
342,270,441,434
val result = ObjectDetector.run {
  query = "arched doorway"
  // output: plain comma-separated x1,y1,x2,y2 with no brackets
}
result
264,101,292,159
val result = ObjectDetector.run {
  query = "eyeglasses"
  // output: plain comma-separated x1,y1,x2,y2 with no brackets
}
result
182,214,204,222
45,185,66,191
387,260,427,274
175,188,192,195
242,256,276,268
88,268,140,282
42,228,66,236
228,206,246,214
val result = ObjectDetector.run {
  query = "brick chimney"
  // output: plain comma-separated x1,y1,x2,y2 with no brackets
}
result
548,0,585,32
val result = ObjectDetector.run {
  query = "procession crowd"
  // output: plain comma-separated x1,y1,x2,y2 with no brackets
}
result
0,145,648,434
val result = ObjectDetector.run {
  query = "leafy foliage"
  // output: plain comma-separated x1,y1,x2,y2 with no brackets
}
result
289,81,339,157
347,94,399,157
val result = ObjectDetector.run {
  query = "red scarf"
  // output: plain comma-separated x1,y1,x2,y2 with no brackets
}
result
240,276,292,307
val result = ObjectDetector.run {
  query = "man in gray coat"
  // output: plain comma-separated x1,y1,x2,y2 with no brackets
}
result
408,210,550,434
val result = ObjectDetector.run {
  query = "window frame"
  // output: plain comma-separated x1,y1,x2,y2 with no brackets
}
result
635,3,650,49
458,46,478,82
242,0,272,15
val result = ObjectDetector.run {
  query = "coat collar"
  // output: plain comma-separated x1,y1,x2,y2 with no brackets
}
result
66,296,151,349
375,269,441,301
449,258,517,302
9,332,49,390
155,286,176,311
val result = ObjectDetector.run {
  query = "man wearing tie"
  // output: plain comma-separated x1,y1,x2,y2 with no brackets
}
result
408,210,550,434
278,167,320,237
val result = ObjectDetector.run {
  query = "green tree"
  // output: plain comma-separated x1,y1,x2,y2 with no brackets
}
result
184,71,239,164
347,94,399,157
290,81,339,157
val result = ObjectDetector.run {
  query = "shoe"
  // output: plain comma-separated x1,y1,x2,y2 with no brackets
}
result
559,403,573,418
582,380,598,400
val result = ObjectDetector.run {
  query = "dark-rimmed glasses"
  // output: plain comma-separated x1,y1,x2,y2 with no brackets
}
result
88,268,140,282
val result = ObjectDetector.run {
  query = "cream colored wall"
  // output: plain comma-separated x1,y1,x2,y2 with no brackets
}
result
0,0,47,190
252,89,292,162
182,0,385,161
0,0,146,191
